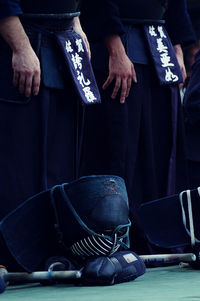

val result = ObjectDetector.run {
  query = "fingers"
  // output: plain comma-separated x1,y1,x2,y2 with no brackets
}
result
120,65,137,103
24,71,33,97
32,69,41,96
13,70,19,87
125,77,132,97
103,64,137,103
83,37,91,59
181,66,187,83
111,76,121,100
103,75,129,104
18,72,26,94
13,69,41,97
103,74,124,101
12,49,41,97
120,78,128,104
131,64,137,84
102,74,114,90
87,46,91,60
179,66,187,90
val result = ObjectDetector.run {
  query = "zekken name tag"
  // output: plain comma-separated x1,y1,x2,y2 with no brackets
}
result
55,30,101,105
144,25,183,86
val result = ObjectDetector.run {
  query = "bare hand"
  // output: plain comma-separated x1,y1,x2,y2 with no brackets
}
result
103,52,137,104
174,44,187,89
12,46,41,97
103,35,137,103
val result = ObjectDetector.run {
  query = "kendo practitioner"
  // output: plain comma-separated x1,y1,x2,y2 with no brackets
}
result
184,50,200,190
0,0,100,220
79,0,196,254
0,1,146,282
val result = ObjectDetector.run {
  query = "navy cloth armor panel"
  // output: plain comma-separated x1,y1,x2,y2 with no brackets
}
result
139,187,200,249
81,250,146,285
184,50,200,161
0,0,77,18
183,50,200,189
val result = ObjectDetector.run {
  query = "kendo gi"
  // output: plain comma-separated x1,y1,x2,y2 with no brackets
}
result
0,0,101,220
0,0,103,272
184,50,200,189
79,0,196,254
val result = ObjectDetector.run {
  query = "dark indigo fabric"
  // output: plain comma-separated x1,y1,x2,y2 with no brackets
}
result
0,232,24,272
0,0,78,19
80,0,195,65
20,0,77,14
183,51,200,187
0,20,84,221
184,50,200,161
139,187,200,248
79,1,191,254
0,175,130,272
164,0,196,46
0,85,79,220
0,0,96,273
0,0,22,20
122,26,150,65
79,64,188,254
80,0,196,46
184,50,200,124
0,189,59,272
80,0,126,42
116,0,164,20
81,250,146,285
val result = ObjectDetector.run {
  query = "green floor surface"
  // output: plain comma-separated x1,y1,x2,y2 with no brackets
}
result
2,266,200,301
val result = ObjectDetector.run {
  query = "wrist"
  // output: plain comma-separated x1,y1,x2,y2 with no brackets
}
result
0,16,31,53
73,16,80,29
104,34,126,57
173,44,183,56
12,37,31,54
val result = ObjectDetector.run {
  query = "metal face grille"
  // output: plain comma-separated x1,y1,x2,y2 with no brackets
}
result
70,234,122,258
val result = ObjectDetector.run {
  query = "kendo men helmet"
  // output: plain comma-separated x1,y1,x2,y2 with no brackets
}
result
0,175,131,272
50,175,131,258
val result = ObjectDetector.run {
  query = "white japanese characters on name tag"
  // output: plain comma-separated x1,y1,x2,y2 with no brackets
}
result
65,38,97,103
144,25,183,85
56,31,101,105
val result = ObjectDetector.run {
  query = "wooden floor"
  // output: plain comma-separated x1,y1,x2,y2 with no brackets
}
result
2,265,200,301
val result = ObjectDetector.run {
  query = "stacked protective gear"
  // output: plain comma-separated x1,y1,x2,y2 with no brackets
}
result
0,176,131,273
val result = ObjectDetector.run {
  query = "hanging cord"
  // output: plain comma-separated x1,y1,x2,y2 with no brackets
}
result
50,185,70,252
50,184,131,255
59,184,131,249
179,189,200,247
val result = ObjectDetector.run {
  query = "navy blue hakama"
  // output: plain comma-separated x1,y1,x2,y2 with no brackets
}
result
0,85,80,220
80,63,187,254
